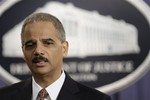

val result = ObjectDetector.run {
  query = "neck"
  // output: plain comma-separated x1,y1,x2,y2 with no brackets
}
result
33,70,62,88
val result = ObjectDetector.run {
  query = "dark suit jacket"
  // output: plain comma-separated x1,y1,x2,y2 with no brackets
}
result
0,73,111,100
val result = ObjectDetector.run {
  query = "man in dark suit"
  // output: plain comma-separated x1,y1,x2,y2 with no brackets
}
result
0,12,111,100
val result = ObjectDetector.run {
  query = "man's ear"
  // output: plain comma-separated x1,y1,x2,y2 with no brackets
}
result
23,56,26,61
21,46,26,61
62,41,69,57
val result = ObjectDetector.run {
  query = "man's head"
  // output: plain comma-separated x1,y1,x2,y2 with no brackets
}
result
21,12,68,79
21,12,66,46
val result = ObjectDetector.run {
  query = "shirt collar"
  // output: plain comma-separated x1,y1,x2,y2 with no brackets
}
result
32,71,66,100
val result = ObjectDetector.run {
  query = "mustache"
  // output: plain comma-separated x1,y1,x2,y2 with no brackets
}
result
32,55,48,63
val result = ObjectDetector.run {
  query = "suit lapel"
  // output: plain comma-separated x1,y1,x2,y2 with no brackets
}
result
57,73,80,100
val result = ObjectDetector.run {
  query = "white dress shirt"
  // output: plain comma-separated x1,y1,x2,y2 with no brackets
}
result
32,71,66,100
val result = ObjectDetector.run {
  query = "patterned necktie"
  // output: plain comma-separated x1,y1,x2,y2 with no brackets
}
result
38,88,48,100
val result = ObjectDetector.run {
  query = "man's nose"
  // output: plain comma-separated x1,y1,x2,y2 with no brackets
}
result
34,44,44,55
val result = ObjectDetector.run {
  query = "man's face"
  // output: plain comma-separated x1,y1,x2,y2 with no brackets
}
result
22,21,68,77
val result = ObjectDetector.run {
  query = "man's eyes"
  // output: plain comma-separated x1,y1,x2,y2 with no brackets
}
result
44,40,54,45
24,40,54,49
25,42,35,48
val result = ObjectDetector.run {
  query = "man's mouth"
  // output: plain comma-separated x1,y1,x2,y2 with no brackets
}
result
35,61,47,66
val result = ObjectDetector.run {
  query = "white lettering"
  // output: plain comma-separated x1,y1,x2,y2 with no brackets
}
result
10,63,31,75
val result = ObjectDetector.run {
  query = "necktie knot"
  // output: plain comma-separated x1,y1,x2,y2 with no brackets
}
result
38,88,48,100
